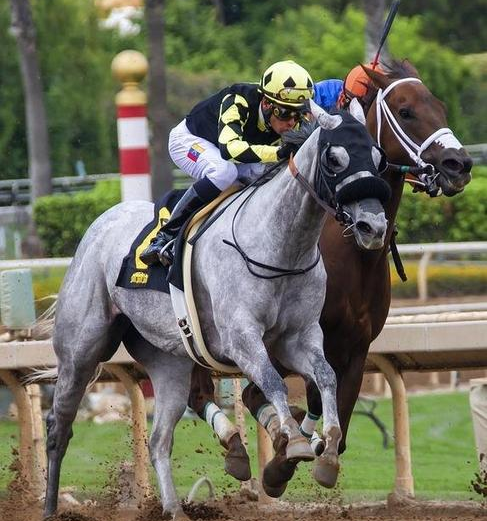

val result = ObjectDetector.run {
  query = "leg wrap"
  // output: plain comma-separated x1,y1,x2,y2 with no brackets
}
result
256,403,280,441
203,402,238,447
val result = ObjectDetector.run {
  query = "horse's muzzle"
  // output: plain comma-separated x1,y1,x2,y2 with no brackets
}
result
437,147,473,196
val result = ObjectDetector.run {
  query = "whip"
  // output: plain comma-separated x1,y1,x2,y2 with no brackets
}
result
371,0,401,69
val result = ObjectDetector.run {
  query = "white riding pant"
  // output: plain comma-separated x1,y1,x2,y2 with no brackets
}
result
168,119,266,191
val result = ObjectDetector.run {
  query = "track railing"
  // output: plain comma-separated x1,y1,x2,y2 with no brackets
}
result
396,241,487,301
2,304,487,501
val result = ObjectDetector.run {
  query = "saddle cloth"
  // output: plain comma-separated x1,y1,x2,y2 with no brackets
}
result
116,189,185,293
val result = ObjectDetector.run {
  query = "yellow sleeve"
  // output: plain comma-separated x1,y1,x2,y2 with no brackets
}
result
218,94,279,163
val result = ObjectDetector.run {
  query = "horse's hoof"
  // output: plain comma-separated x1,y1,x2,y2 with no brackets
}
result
286,435,315,462
312,453,340,488
262,478,288,498
225,435,251,481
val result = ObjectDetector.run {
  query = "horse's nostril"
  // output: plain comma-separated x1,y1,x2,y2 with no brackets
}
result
441,158,463,173
356,221,372,234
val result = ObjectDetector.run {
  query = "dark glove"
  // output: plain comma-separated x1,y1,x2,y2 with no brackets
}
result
277,142,300,160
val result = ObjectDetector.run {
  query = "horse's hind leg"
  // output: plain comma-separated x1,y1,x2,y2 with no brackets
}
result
188,365,250,481
125,331,193,520
44,314,130,517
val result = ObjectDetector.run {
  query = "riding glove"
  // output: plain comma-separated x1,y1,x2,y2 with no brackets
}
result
277,142,300,160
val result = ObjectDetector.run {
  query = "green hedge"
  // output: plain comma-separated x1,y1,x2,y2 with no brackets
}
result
33,166,486,257
33,179,121,257
395,167,487,243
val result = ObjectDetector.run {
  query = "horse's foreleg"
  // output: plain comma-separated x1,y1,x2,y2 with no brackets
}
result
188,365,250,481
276,329,342,490
333,348,369,454
223,330,314,464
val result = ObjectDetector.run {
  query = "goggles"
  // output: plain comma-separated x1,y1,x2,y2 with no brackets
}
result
263,86,314,106
271,104,305,121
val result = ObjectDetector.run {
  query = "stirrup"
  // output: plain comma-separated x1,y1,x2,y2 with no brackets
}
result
157,238,176,266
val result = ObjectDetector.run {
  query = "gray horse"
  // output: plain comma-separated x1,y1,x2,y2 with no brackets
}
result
44,100,390,520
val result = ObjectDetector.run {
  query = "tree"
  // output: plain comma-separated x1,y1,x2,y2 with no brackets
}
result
9,0,52,201
145,0,173,198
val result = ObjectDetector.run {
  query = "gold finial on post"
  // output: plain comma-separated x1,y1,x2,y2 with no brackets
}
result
111,50,148,106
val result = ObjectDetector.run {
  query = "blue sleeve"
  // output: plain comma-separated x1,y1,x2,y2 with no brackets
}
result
313,79,344,112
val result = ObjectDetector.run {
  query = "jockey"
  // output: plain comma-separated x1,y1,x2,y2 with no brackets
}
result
314,63,385,113
313,78,343,112
140,60,314,267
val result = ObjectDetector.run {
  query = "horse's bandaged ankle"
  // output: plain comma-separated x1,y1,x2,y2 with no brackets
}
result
310,431,324,454
203,402,237,445
299,411,321,438
256,404,280,440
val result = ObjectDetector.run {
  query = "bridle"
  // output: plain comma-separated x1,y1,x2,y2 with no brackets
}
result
375,77,463,196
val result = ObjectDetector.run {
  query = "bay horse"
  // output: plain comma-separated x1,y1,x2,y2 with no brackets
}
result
187,60,473,494
43,100,390,520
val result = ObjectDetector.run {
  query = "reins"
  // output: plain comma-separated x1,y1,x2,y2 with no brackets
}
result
222,155,325,280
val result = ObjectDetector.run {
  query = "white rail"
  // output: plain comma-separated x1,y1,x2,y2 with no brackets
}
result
1,240,486,301
396,241,487,301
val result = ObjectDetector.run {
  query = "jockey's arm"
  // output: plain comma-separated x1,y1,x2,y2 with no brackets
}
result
217,93,279,163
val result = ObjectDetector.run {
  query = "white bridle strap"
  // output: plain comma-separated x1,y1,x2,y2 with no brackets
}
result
375,77,462,168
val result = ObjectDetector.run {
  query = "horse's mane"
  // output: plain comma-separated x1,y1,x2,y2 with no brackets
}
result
362,59,420,114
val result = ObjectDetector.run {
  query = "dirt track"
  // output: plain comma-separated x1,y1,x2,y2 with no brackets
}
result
1,492,486,521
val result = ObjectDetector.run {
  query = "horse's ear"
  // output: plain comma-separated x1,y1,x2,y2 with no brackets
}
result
349,98,366,125
361,64,392,90
402,59,420,78
309,98,342,130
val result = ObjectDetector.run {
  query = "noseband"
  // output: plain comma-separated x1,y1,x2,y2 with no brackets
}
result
376,77,463,195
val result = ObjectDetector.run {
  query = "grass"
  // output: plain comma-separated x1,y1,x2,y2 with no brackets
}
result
0,391,481,503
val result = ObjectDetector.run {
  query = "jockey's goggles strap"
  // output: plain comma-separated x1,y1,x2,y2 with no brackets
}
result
274,86,314,104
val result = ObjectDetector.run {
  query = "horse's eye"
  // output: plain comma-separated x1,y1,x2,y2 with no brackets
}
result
399,108,414,120
325,146,349,174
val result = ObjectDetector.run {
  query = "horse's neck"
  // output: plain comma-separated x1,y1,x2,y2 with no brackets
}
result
244,132,324,260
366,99,407,247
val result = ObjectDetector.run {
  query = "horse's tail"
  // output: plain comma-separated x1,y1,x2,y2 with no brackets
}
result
24,367,59,384
23,364,104,389
31,297,57,340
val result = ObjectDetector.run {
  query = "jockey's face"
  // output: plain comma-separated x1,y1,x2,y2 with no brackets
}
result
262,98,301,134
270,113,298,134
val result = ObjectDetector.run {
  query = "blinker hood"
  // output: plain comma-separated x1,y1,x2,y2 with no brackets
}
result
316,112,391,205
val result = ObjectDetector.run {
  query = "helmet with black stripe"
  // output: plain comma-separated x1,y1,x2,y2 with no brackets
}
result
259,60,314,108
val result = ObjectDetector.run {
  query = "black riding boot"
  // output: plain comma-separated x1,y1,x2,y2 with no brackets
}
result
140,179,220,266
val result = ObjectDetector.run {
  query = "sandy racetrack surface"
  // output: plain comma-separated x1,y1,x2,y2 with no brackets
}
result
1,491,486,521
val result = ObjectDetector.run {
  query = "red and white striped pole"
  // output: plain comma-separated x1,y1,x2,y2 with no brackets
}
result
111,50,152,201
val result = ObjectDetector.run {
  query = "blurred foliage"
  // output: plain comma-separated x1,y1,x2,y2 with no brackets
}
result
0,0,485,183
398,0,487,55
33,179,121,256
396,174,487,244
